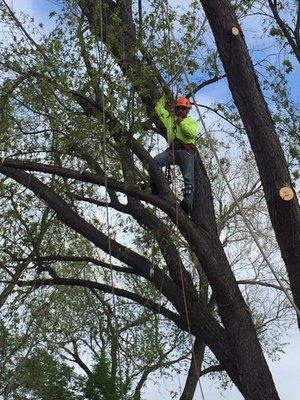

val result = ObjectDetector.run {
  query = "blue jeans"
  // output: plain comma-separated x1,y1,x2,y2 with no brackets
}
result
154,149,195,206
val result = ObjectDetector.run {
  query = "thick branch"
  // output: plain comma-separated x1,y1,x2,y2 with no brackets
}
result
78,0,162,114
11,276,181,325
295,1,300,48
186,74,226,97
180,338,205,400
268,0,300,62
75,192,200,298
0,158,171,208
0,165,183,311
64,341,92,377
36,255,137,275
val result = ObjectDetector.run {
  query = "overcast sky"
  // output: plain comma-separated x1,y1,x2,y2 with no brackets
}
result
144,326,300,399
3,1,300,399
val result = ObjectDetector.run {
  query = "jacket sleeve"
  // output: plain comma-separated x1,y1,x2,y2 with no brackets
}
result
179,118,199,140
155,96,170,125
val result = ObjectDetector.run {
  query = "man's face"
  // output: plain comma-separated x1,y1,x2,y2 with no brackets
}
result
175,106,189,119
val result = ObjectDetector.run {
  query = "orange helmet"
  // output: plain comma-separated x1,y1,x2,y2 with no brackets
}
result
175,97,192,109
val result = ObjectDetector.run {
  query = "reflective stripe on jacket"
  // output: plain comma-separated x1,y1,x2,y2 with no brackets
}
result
155,96,198,146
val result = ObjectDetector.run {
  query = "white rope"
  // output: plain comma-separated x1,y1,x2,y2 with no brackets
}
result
160,5,207,400
98,2,124,398
161,0,300,318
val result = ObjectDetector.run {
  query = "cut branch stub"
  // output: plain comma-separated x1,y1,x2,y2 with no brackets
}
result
231,27,240,36
279,186,295,201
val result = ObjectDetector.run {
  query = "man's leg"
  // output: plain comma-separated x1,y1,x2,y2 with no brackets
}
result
149,150,173,194
178,151,195,213
154,150,173,169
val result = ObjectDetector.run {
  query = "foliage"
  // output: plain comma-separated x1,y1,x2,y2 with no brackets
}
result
0,0,298,399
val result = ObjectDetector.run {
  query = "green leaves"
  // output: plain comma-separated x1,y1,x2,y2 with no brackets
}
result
84,354,126,400
0,1,298,398
282,59,293,73
269,27,283,37
49,11,57,19
15,350,81,400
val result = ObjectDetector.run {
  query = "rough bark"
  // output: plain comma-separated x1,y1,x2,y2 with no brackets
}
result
199,0,300,326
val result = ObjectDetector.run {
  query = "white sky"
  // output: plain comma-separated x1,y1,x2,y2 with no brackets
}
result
144,326,300,399
4,1,300,399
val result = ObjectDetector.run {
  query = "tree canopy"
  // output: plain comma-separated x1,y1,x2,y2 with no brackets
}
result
0,0,299,399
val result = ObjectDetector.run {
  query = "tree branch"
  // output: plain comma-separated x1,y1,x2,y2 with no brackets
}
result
195,103,244,130
0,158,171,208
0,164,183,312
36,255,138,275
180,338,205,400
186,74,226,97
268,0,300,62
295,0,300,49
237,279,285,292
63,340,92,377
9,276,181,324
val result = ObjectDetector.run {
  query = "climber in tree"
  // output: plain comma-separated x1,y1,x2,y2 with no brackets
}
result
152,96,199,215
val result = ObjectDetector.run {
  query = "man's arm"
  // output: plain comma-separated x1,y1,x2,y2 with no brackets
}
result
155,96,171,124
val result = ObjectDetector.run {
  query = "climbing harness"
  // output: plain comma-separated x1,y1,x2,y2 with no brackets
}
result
183,184,192,197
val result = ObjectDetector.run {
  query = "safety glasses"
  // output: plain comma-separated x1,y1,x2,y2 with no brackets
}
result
176,107,188,111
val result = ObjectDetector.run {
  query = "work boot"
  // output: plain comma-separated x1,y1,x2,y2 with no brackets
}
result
180,199,192,216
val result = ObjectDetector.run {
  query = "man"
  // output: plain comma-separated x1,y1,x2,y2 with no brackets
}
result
151,95,198,215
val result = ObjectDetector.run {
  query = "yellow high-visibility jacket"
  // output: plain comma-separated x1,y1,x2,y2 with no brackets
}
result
155,96,198,146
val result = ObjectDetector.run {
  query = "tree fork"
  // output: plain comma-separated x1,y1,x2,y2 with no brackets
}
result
199,0,300,326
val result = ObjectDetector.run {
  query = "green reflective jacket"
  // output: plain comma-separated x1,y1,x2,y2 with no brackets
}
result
155,96,198,146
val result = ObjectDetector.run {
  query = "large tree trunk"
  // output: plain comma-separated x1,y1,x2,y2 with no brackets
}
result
199,0,300,325
191,156,280,399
